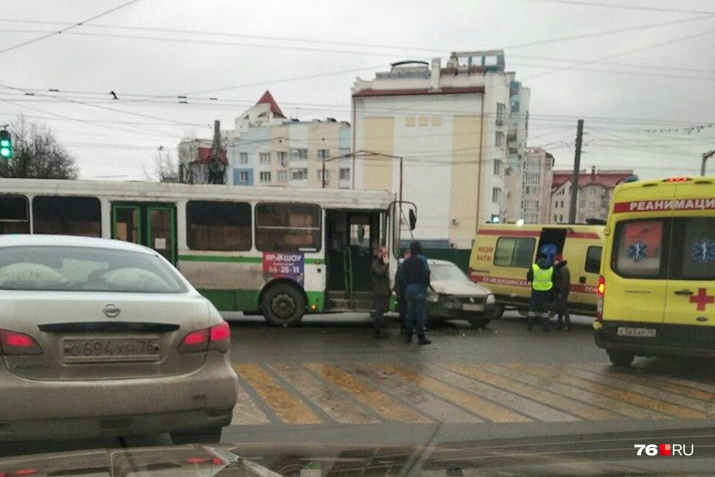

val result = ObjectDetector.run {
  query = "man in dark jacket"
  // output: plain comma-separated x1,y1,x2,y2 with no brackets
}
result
371,246,390,339
553,255,571,331
402,241,431,345
526,252,554,332
394,249,411,334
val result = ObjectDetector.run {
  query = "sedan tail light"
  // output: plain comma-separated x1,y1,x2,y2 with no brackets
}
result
0,329,43,355
178,322,230,353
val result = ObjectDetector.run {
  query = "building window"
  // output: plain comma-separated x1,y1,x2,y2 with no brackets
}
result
259,153,271,164
259,171,271,183
239,152,248,164
339,168,350,180
277,170,288,182
33,196,101,237
255,203,321,252
317,149,329,161
277,151,288,166
239,171,249,182
290,148,308,161
492,187,502,203
186,200,251,251
495,131,505,147
291,168,308,181
317,170,330,181
494,159,502,176
496,103,506,125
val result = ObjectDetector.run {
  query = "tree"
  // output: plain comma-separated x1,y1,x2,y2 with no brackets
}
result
0,116,78,179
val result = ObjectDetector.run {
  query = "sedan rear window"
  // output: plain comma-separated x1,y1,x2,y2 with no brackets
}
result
0,246,187,293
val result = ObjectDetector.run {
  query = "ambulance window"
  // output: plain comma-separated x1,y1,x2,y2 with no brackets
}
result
669,217,715,280
585,246,602,273
612,219,666,278
494,237,535,268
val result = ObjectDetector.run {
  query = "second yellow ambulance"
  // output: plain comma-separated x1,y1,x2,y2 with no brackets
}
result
594,176,715,366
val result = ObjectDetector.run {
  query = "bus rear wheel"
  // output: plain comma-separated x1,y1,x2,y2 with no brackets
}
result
261,283,305,327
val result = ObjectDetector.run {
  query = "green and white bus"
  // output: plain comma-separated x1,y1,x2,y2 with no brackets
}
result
0,179,414,326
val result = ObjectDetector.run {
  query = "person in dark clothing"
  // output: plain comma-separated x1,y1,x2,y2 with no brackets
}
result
553,255,571,331
402,241,431,345
526,252,554,332
394,249,411,334
371,246,390,339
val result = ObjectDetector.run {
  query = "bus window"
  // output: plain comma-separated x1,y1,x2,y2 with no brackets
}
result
186,200,252,251
33,196,101,237
255,203,321,252
0,195,30,234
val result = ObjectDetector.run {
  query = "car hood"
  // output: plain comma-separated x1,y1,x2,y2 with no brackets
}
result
0,445,281,477
430,279,491,296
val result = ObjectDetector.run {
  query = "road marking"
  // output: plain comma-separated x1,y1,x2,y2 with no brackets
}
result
233,364,321,424
381,365,531,423
569,364,715,416
579,362,715,402
268,363,380,425
305,363,431,423
485,363,665,420
230,380,270,425
441,363,623,421
338,363,484,424
509,363,706,420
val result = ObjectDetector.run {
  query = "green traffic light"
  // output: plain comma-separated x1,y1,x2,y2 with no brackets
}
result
0,130,13,159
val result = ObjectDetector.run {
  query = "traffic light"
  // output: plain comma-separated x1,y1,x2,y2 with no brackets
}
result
0,130,12,160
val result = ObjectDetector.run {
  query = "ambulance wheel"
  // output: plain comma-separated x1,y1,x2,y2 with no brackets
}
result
607,350,635,367
261,283,305,327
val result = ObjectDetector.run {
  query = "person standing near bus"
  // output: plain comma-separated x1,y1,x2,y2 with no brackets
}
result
526,252,554,332
394,249,411,334
403,241,431,345
371,246,391,339
553,254,571,331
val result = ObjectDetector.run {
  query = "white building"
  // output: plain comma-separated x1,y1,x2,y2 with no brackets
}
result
521,147,554,223
352,51,530,249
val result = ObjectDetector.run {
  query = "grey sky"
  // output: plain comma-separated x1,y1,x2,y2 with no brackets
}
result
1,0,713,180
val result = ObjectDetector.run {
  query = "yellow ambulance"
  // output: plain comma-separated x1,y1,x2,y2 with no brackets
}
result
468,224,604,318
594,176,715,366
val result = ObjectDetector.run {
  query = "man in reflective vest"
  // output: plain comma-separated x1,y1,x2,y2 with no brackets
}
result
526,252,554,332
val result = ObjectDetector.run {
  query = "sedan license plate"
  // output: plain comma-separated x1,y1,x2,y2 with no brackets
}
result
63,338,160,363
463,303,483,311
617,327,656,338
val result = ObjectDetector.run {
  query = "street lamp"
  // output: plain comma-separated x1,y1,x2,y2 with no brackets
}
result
702,150,715,176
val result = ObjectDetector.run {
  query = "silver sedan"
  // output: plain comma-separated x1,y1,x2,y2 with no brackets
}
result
0,235,238,444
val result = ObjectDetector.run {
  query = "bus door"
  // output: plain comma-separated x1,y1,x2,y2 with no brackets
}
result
111,202,177,264
325,210,381,296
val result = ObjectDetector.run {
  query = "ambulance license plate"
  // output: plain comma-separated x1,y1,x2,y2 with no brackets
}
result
617,327,656,338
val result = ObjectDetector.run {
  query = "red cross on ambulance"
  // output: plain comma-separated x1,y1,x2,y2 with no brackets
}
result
689,288,714,312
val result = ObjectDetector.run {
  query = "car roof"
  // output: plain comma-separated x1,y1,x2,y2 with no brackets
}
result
0,234,156,254
426,259,457,266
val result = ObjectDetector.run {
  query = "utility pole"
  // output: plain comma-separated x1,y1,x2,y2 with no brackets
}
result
568,119,584,224
702,150,715,176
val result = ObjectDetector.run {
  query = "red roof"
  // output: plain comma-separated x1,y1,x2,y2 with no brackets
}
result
552,168,634,190
256,90,285,118
194,147,228,165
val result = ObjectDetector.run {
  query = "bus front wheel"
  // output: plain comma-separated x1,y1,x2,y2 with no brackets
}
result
261,283,305,327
